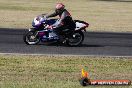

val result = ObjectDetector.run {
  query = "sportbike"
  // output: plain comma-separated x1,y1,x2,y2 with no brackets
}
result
23,14,89,46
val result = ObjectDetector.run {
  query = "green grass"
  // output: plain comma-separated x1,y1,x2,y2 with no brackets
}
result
0,0,132,32
0,55,132,88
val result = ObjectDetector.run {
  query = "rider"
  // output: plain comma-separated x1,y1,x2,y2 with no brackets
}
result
44,3,75,38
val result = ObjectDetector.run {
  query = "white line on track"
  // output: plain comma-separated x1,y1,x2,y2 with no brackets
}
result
0,53,132,58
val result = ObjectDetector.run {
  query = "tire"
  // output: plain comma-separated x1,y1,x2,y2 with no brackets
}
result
23,31,40,45
66,31,84,46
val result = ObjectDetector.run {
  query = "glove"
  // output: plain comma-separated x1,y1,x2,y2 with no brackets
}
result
43,16,47,20
41,14,47,19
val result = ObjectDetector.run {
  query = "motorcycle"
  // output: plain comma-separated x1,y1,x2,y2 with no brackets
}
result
23,14,89,46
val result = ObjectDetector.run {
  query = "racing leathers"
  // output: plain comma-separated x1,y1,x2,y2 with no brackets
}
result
46,9,75,37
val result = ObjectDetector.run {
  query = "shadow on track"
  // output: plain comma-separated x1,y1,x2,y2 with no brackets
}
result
81,44,104,47
37,43,132,47
38,43,104,47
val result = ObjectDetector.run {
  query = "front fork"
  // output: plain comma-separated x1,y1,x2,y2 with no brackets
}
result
29,28,39,38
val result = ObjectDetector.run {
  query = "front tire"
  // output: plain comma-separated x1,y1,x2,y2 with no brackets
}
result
66,31,84,46
23,31,40,45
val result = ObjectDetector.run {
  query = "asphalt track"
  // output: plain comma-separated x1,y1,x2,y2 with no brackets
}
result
0,28,132,56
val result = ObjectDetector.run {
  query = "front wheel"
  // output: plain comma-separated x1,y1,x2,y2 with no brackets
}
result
23,31,40,45
66,31,84,46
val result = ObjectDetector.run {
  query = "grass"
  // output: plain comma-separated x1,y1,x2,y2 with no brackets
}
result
0,0,132,32
0,55,132,88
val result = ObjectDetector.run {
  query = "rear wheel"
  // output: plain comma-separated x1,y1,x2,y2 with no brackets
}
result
66,31,84,46
23,31,40,45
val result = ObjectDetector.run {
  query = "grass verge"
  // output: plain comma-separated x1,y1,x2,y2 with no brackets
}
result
0,55,132,88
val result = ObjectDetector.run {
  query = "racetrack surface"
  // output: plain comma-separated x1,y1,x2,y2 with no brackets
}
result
0,28,132,56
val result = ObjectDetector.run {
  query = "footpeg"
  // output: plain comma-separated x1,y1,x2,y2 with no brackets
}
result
63,38,68,43
63,40,66,43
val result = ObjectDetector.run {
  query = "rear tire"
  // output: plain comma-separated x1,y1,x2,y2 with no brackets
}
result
23,31,40,45
66,31,84,46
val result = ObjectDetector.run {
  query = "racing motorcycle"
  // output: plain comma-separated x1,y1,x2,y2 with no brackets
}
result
23,14,89,46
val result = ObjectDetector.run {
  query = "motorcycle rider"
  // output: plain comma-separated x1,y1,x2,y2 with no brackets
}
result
43,3,76,38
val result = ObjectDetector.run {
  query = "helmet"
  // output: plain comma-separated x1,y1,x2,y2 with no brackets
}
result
55,3,65,10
